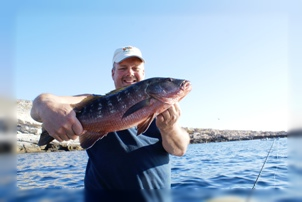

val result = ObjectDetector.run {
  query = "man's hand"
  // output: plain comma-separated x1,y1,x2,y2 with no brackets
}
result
156,103,181,132
31,94,85,142
156,103,190,156
41,103,82,142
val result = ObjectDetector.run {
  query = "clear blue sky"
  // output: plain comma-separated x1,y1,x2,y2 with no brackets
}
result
3,0,301,131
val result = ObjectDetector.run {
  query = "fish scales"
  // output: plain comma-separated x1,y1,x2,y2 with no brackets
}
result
79,84,148,133
104,84,149,128
37,77,192,149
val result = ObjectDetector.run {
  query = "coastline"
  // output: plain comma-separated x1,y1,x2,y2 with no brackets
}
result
15,99,287,154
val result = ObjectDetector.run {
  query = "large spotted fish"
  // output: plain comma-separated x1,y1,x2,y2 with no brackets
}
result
38,77,192,149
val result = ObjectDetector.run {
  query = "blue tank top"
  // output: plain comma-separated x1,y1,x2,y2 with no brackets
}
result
84,120,171,190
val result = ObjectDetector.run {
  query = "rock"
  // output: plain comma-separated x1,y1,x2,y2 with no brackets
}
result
68,145,83,151
14,99,288,154
16,142,42,153
184,127,287,144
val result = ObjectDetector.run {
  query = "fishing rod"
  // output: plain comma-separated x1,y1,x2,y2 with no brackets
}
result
246,139,275,202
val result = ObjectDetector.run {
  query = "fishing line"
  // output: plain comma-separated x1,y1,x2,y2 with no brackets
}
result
246,139,275,202
273,138,279,189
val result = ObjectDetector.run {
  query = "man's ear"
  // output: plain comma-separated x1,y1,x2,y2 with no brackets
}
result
111,64,115,79
142,69,145,77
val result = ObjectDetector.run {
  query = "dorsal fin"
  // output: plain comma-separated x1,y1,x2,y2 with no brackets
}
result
104,87,126,96
71,94,103,112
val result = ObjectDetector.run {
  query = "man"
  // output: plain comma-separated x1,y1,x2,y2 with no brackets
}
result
31,46,190,190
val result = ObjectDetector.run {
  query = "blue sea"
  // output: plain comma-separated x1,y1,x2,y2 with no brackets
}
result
10,138,302,201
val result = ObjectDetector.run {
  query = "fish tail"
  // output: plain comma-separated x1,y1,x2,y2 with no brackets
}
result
38,130,54,146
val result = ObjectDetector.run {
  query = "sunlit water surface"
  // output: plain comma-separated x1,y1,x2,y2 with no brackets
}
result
14,138,301,201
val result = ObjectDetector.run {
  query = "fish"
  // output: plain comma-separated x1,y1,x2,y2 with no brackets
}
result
38,77,192,149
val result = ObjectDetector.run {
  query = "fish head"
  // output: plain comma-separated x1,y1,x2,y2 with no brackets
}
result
146,77,192,104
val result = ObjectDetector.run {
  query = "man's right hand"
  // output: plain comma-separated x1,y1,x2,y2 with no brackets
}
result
31,93,86,142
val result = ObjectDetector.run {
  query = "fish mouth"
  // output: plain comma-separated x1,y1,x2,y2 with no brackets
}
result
181,80,192,91
175,80,192,102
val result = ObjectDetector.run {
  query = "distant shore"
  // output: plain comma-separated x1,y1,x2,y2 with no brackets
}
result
15,99,287,154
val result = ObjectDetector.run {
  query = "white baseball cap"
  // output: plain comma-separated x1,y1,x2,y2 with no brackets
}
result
112,46,145,64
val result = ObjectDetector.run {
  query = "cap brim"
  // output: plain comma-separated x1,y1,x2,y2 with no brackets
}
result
114,55,145,63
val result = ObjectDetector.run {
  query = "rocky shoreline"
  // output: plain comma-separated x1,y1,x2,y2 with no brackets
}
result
15,99,287,154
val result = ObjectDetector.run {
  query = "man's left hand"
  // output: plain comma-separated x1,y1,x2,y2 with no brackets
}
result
156,103,181,131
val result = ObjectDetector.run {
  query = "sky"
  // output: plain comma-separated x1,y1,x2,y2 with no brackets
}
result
2,0,301,132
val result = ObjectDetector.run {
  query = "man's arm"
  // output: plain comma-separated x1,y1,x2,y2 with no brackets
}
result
156,103,190,156
30,93,89,142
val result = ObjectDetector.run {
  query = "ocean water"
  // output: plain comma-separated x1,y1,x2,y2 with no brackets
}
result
11,138,302,201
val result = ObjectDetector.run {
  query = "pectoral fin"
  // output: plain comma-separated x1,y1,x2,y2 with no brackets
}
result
79,131,108,149
137,114,156,135
122,99,151,118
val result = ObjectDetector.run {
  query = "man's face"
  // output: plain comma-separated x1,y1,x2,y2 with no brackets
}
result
112,57,145,89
